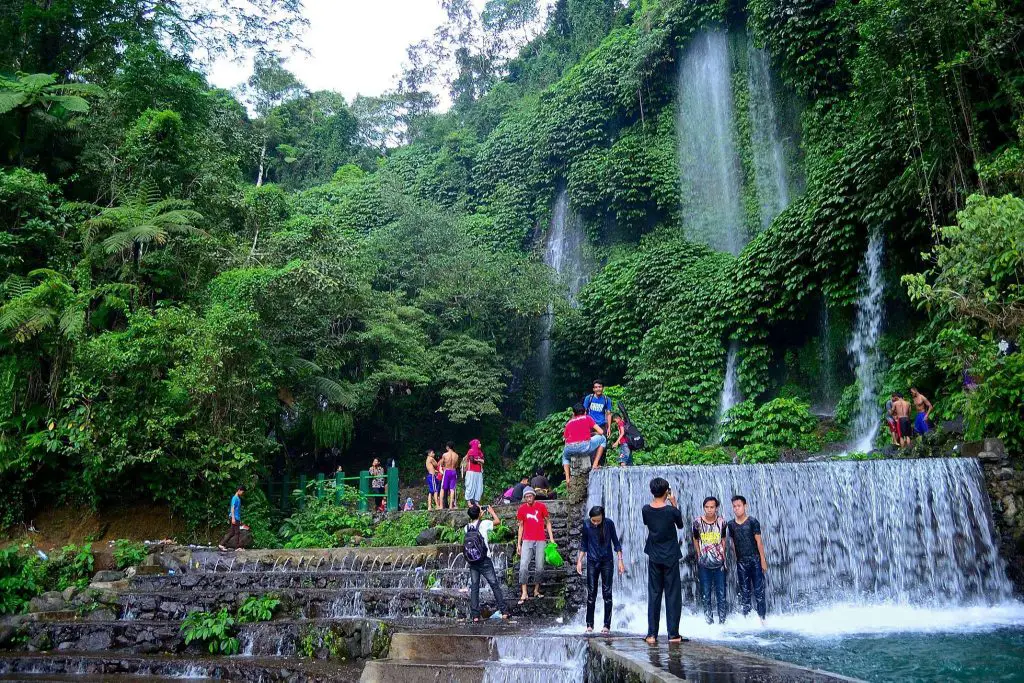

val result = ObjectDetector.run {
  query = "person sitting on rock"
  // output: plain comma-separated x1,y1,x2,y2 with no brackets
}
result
561,403,606,486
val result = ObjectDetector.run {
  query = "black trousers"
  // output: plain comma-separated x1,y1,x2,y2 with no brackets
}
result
736,558,767,619
646,559,681,639
219,522,241,549
469,557,507,619
586,559,614,629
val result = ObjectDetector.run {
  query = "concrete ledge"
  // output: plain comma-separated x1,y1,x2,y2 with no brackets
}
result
587,637,864,683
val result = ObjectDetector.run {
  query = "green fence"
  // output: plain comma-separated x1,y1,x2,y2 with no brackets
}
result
263,467,399,514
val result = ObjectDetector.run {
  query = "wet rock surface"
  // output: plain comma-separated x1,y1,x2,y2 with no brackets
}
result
977,438,1024,594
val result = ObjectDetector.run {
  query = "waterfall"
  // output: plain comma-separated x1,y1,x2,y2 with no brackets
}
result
813,303,839,415
677,31,745,255
537,190,589,417
587,459,1013,634
848,232,885,452
747,41,792,230
715,342,742,439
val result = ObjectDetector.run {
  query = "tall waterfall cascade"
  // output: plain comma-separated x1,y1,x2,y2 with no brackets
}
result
747,42,793,230
537,190,590,417
587,459,1014,634
715,341,742,440
677,31,745,255
848,232,886,452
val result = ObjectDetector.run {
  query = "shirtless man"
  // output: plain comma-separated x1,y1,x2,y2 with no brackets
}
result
910,387,933,437
425,449,441,511
439,441,461,509
892,393,912,448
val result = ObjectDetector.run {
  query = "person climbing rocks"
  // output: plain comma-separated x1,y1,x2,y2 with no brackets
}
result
727,495,768,624
693,496,727,625
369,458,386,511
218,485,246,551
465,504,508,622
611,412,633,466
440,442,461,509
516,487,554,606
425,449,442,511
576,505,625,633
464,439,485,507
583,380,613,466
892,393,913,448
561,403,606,486
510,476,530,503
642,477,686,644
910,387,933,437
530,469,553,500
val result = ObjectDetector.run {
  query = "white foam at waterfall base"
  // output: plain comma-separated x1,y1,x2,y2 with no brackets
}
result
572,460,1023,641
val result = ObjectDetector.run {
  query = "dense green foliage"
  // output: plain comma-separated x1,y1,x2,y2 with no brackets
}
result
111,539,147,570
181,607,239,655
0,542,95,614
1,0,1023,534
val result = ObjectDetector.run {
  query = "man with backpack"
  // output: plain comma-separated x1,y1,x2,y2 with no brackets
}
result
464,505,508,622
583,381,613,466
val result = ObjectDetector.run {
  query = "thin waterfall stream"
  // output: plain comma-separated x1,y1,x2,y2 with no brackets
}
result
848,232,886,452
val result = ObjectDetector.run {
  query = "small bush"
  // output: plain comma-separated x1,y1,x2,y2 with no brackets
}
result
370,512,431,547
0,545,43,615
737,443,779,464
634,441,732,466
279,495,373,549
181,608,239,655
237,593,281,623
112,539,147,569
721,398,822,452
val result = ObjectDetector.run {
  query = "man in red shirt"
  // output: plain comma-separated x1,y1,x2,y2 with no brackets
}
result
562,403,606,485
516,487,554,605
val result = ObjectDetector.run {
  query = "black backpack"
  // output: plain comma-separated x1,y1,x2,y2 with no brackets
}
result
618,401,646,451
463,521,488,564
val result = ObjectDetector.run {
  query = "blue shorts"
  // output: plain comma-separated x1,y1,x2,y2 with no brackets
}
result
426,475,440,494
562,434,607,465
915,412,930,435
618,443,633,465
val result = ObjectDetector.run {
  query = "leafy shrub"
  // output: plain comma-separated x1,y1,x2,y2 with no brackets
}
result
737,443,780,464
112,539,147,570
370,513,431,547
513,410,571,480
721,399,822,453
279,495,373,549
50,543,94,591
435,525,463,544
237,593,281,623
0,545,43,615
181,608,239,655
634,441,731,466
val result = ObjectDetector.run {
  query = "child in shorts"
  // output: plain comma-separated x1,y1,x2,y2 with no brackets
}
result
612,413,633,466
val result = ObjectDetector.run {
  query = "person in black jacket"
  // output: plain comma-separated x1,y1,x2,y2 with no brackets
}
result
642,477,686,644
576,505,625,633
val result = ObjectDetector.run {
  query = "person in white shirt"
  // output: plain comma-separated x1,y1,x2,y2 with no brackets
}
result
464,505,508,622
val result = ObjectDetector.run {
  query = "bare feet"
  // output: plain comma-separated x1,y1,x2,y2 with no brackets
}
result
601,627,610,634
668,636,685,644
644,636,657,645
218,545,227,551
586,627,593,633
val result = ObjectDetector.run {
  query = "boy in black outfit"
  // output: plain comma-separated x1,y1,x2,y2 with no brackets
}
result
642,477,686,644
727,495,768,624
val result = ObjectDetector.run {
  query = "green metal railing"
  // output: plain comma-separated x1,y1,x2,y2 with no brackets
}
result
263,466,399,513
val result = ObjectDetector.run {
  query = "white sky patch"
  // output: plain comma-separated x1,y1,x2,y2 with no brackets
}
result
205,0,488,106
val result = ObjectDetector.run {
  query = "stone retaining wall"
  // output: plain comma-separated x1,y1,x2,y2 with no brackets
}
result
970,438,1024,594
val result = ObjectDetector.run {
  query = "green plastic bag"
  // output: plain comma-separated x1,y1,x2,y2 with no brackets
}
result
545,541,563,567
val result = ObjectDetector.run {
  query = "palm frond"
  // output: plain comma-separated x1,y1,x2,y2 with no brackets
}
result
311,376,358,410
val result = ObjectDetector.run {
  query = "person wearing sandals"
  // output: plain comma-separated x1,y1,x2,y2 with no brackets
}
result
576,505,625,633
642,477,686,644
516,487,554,606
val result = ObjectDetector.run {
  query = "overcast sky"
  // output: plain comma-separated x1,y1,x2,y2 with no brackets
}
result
206,0,485,105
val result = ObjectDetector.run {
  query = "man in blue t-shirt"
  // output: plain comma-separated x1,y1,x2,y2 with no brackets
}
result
218,485,246,551
583,380,613,467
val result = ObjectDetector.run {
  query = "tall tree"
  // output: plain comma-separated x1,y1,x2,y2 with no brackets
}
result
244,53,305,186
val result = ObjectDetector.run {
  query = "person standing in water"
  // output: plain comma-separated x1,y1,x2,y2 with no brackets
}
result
727,495,768,624
425,449,441,511
440,442,461,509
464,439,485,507
576,505,625,633
910,387,933,437
693,496,727,625
642,477,686,644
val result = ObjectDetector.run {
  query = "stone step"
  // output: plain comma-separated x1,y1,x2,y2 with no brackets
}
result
387,633,585,665
359,660,583,683
3,618,387,661
0,653,360,683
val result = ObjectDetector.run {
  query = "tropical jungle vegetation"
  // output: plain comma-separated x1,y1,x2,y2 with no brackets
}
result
1,0,1022,540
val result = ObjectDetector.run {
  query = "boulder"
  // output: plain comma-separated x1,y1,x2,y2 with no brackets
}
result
29,591,66,613
978,450,1003,464
78,630,112,651
415,528,440,546
92,570,124,583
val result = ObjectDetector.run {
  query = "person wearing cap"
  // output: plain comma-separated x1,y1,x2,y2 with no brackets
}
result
516,487,554,606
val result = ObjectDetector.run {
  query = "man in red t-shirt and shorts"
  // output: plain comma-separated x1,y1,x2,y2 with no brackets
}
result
516,487,554,605
561,403,606,486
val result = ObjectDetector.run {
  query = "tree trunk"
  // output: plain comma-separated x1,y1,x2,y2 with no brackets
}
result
17,108,29,165
256,137,267,187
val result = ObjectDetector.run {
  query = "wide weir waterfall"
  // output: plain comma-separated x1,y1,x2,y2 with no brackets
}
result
677,31,745,255
586,458,1015,636
537,190,589,416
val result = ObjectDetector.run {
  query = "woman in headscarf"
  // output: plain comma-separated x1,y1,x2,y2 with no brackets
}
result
464,439,485,506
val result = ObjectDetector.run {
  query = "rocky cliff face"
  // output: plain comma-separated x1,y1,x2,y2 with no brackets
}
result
972,438,1024,594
